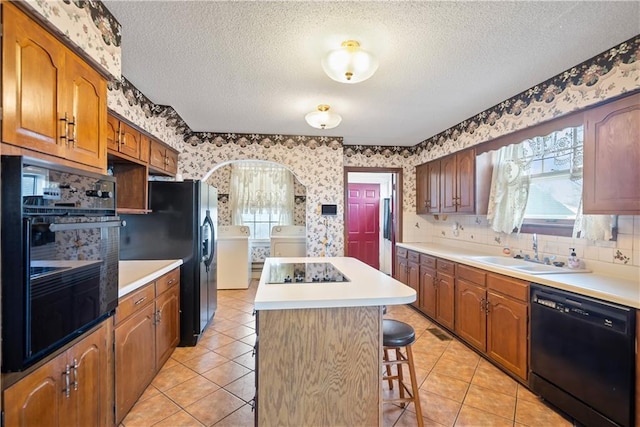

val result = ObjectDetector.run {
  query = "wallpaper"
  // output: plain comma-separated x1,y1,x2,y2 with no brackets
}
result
22,0,121,79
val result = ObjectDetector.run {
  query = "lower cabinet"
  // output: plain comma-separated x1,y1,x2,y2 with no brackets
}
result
454,264,529,381
114,267,180,423
396,248,531,382
4,321,110,427
395,248,420,307
416,255,455,330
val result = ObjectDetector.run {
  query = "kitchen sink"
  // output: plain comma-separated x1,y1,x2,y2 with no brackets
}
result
465,255,591,274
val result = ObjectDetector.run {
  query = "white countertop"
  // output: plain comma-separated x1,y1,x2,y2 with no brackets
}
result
118,259,183,297
398,242,640,309
254,257,416,310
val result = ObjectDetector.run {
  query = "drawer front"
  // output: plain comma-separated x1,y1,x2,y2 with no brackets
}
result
115,283,155,325
408,251,420,263
487,273,529,302
457,264,486,287
420,254,436,268
156,268,180,295
436,258,456,275
397,247,408,258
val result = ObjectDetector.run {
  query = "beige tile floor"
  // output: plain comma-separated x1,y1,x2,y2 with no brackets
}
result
122,280,572,427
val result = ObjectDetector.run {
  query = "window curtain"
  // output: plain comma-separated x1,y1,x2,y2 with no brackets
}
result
572,200,615,240
230,162,294,225
487,144,531,233
487,125,613,240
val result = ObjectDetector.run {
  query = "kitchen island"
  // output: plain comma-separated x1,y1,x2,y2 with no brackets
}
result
254,257,415,427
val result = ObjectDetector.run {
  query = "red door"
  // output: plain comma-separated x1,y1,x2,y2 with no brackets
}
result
347,184,380,269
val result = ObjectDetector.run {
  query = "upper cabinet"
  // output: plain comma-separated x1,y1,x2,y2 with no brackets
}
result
107,115,147,162
583,93,640,214
441,150,475,213
416,149,477,214
149,139,179,176
416,160,440,214
2,2,107,172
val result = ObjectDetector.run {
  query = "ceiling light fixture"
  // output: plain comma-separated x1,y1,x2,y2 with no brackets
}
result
321,40,379,84
305,104,342,130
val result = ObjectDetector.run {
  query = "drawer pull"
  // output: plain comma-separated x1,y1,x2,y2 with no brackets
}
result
134,296,147,306
167,278,176,286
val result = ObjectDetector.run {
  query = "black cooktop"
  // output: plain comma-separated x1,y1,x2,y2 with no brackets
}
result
267,262,349,284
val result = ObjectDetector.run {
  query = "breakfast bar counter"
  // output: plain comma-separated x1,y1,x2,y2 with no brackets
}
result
254,257,415,427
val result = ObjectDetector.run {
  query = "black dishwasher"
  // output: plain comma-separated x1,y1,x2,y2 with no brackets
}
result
530,283,635,427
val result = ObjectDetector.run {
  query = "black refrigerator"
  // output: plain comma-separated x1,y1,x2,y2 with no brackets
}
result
120,180,217,346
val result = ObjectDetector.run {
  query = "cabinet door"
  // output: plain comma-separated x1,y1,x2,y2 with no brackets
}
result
119,122,142,160
436,272,455,330
156,285,180,368
419,266,436,318
140,134,151,163
64,53,107,170
106,114,120,152
456,150,475,213
583,93,640,214
440,155,457,213
2,3,65,156
486,291,528,381
395,256,408,285
407,260,420,307
149,139,167,170
4,353,66,427
67,322,108,427
115,303,156,423
165,147,179,175
427,160,441,213
416,163,429,214
455,280,486,351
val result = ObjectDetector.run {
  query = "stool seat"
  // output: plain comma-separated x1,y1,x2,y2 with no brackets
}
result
383,319,416,347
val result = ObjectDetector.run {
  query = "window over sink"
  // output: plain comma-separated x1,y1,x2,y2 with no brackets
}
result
485,124,616,240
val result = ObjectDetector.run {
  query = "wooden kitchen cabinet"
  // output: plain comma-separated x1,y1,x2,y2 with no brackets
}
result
486,273,529,381
441,149,475,213
455,264,487,351
4,321,109,427
2,2,107,172
394,248,419,307
434,259,456,330
418,254,437,317
107,114,146,162
583,92,640,214
149,138,179,176
415,256,455,331
114,268,180,423
416,160,440,214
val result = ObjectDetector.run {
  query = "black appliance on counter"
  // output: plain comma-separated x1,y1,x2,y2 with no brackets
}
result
530,283,635,427
1,156,120,372
120,180,218,346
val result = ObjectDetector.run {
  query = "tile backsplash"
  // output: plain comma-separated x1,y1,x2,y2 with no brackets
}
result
404,213,640,281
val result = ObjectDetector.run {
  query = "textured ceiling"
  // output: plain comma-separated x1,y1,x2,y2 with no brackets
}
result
103,1,640,146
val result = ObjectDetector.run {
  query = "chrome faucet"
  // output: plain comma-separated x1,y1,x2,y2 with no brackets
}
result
532,233,539,262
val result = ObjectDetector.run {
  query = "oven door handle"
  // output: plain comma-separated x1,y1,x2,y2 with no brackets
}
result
49,220,126,232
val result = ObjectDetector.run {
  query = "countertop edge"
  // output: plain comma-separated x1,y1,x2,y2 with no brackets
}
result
118,260,183,298
397,242,640,309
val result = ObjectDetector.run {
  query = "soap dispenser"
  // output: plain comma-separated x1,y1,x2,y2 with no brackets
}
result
567,248,580,269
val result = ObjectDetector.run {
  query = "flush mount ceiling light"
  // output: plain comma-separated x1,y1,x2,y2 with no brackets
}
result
305,104,342,130
321,40,379,84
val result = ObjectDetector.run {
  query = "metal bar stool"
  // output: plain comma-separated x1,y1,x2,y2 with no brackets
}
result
382,319,424,427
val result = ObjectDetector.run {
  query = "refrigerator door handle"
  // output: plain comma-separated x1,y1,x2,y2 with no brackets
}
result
202,214,215,271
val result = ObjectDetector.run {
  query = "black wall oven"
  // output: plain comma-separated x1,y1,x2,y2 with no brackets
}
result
1,156,120,372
